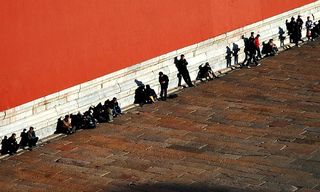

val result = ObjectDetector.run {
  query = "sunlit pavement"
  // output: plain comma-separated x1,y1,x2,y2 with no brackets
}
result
0,40,319,192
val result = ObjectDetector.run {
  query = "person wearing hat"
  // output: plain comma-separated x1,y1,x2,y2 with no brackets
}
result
158,72,169,101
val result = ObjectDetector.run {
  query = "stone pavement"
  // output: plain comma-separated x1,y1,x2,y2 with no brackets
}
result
0,40,320,192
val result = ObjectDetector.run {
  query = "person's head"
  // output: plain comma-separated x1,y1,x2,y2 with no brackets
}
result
29,127,34,131
298,15,301,18
250,32,254,36
112,97,117,102
11,133,16,138
159,72,163,76
146,85,151,89
205,62,210,67
4,136,7,139
291,17,295,21
269,39,273,43
180,54,185,59
64,115,69,119
256,34,260,38
23,128,26,132
307,16,310,20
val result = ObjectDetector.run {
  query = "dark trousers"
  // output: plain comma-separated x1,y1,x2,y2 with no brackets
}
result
28,137,38,148
181,71,193,87
242,51,249,65
234,55,238,64
256,47,262,59
246,50,258,65
8,144,19,155
160,84,168,100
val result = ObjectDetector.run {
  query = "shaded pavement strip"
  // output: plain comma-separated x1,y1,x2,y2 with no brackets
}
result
0,40,320,192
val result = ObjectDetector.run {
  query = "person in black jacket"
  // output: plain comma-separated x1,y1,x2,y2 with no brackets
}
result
145,85,158,103
7,133,19,155
19,129,28,149
175,55,194,87
159,72,169,101
27,127,38,150
1,136,9,155
246,32,260,68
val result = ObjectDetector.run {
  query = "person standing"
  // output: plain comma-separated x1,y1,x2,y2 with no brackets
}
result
241,35,250,66
158,72,169,101
254,34,262,60
176,55,194,87
306,16,313,41
286,17,295,43
174,57,182,87
296,15,304,42
246,32,260,68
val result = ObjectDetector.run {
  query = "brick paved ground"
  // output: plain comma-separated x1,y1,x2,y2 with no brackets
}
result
0,40,320,192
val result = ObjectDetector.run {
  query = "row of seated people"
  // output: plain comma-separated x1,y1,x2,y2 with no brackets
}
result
1,127,39,155
56,97,122,134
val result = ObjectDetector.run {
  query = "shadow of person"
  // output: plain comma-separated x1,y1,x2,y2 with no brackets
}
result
232,43,240,66
226,46,233,68
278,27,286,48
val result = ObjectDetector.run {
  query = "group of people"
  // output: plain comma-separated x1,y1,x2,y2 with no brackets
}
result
2,14,319,157
56,97,122,134
286,15,320,46
241,32,278,68
1,126,38,155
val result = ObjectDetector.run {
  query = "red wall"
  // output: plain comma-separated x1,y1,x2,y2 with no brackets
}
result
0,0,315,111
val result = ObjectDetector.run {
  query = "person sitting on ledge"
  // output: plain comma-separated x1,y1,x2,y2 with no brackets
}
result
134,85,148,106
7,133,19,155
1,136,9,155
262,39,278,57
93,103,108,123
103,100,114,122
19,129,28,149
111,97,122,117
83,111,97,129
196,62,217,81
27,127,38,150
145,85,158,103
62,115,76,134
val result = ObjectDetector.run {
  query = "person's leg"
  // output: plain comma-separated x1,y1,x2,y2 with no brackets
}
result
243,51,249,65
116,106,121,114
164,87,167,100
246,52,253,67
184,72,193,87
177,73,182,87
160,87,164,99
257,48,262,59
107,108,113,122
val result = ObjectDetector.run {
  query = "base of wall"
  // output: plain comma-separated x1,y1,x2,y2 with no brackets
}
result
1,1,320,141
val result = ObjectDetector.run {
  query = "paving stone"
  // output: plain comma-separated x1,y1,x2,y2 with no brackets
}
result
1,39,320,191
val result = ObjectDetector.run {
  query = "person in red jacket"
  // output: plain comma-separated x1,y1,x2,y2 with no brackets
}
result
254,34,262,60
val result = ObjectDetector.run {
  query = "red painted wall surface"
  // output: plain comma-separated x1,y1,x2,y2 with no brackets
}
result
0,0,315,111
